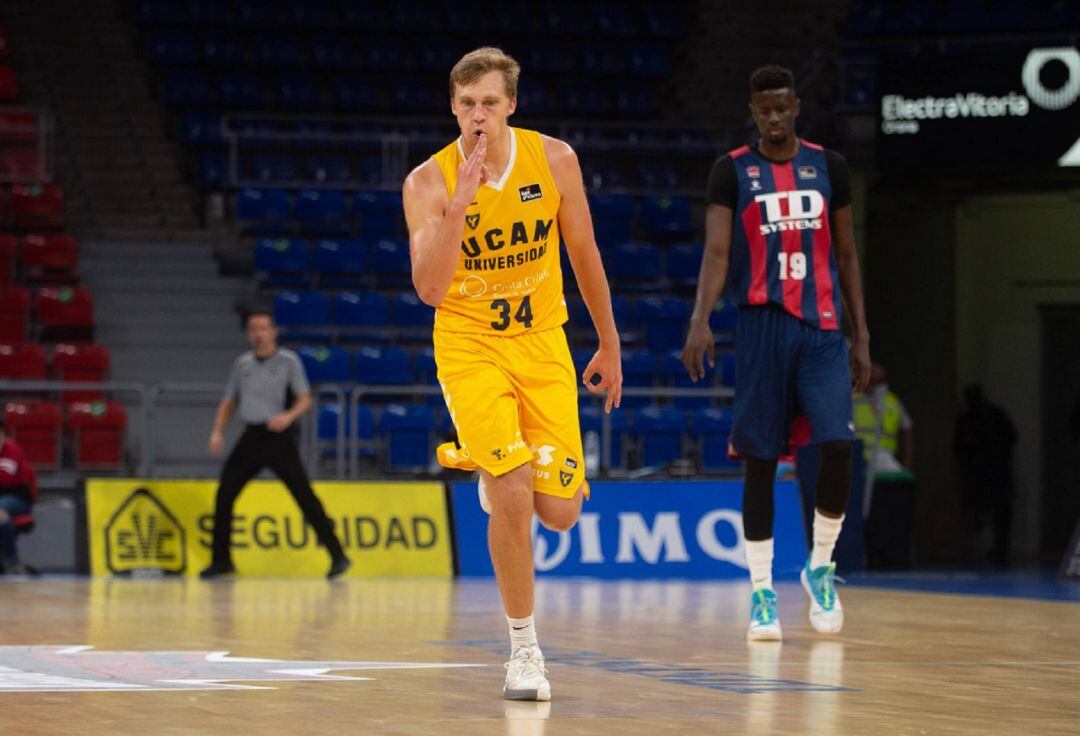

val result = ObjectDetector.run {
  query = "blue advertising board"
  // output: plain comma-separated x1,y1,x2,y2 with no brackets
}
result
451,480,807,579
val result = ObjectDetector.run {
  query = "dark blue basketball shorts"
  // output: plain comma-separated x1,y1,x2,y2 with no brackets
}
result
731,305,854,459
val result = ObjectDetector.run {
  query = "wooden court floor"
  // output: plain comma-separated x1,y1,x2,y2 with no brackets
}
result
1,577,1077,735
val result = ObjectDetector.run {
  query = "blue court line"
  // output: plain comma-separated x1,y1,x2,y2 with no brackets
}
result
845,569,1080,602
436,640,856,695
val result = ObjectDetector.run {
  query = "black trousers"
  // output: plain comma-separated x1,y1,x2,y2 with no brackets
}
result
210,425,344,564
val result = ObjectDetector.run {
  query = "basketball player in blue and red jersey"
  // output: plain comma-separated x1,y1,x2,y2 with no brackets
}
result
681,65,871,640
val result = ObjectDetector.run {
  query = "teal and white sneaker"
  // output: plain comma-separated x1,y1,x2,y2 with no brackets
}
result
801,561,844,633
747,588,782,641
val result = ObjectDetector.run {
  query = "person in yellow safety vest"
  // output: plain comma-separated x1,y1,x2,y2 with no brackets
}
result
853,364,914,477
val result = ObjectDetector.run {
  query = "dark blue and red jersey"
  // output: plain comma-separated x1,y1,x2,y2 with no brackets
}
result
706,140,852,331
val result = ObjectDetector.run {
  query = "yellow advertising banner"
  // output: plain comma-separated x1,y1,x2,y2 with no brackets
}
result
86,479,452,578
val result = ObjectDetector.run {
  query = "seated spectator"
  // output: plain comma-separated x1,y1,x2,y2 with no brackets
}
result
0,416,37,575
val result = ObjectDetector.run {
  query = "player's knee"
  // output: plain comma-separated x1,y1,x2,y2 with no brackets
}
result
0,508,9,524
819,440,852,467
534,485,583,532
486,464,534,520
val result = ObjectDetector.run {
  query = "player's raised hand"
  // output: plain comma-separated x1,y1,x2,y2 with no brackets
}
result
454,132,488,205
681,318,715,383
584,344,623,413
850,336,871,393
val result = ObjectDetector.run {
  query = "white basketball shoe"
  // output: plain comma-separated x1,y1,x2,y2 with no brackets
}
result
504,646,551,701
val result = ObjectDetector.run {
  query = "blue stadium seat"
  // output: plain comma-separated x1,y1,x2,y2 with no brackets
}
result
417,40,459,72
637,297,690,352
666,243,701,286
391,292,435,329
342,0,381,30
251,154,296,182
197,153,224,188
580,404,628,469
641,196,693,239
517,81,557,116
595,2,640,35
253,34,302,67
254,237,309,286
379,403,433,470
318,403,376,458
201,31,242,67
276,73,322,109
138,0,187,26
612,295,638,335
165,70,213,106
633,405,686,467
186,0,226,25
545,6,591,34
217,71,264,108
693,407,741,471
636,163,679,190
627,43,670,77
332,291,388,330
607,242,661,287
353,191,401,240
365,38,412,69
370,239,410,276
274,290,328,327
393,78,440,112
333,75,378,111
149,30,197,65
662,350,713,409
581,45,626,75
621,349,659,408
565,83,611,116
307,155,352,183
295,189,348,230
297,345,350,383
310,34,354,69
181,112,223,146
291,0,338,28
295,120,333,146
614,87,657,117
315,239,367,285
237,0,287,27
354,346,410,385
644,6,684,37
588,194,635,246
237,188,292,223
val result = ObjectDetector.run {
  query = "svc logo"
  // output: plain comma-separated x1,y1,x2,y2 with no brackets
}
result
104,488,186,575
531,510,747,572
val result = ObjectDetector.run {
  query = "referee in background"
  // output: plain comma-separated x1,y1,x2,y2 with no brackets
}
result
200,309,351,579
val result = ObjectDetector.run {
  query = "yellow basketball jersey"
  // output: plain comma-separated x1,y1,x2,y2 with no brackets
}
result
430,127,567,335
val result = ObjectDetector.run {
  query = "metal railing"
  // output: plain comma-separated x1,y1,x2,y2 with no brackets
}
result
2,380,733,479
220,112,715,196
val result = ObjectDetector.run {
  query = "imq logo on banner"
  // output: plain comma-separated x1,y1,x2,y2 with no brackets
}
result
452,481,807,579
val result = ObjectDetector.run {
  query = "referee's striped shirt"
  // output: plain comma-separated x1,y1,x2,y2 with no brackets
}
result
225,349,310,424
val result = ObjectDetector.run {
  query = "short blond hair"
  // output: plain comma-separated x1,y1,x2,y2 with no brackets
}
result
449,47,520,100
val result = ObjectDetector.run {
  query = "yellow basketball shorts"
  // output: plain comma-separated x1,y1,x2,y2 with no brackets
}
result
433,325,588,500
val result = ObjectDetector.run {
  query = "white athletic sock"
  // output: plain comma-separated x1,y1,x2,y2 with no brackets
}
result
811,511,845,570
507,615,539,654
745,538,774,591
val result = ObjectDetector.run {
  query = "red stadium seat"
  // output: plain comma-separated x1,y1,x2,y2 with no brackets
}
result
52,342,109,402
4,400,62,469
35,286,93,340
0,285,29,342
0,232,14,284
0,342,46,380
11,183,63,229
21,233,78,281
0,65,19,101
67,400,126,468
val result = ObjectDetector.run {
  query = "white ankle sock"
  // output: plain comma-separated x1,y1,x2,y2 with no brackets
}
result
507,615,538,653
745,538,774,591
810,511,845,569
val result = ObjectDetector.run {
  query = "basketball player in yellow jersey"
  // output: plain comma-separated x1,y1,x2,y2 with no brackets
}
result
403,47,622,701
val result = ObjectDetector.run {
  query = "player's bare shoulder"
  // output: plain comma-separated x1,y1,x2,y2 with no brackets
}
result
403,158,447,203
540,134,581,192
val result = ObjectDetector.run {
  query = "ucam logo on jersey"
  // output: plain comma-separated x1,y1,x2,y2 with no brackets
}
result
451,480,807,579
754,190,825,235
